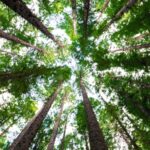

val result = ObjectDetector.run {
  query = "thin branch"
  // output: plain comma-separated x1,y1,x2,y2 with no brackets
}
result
0,0,63,48
110,43,150,53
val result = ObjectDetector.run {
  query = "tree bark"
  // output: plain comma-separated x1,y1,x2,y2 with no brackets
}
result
0,29,43,53
0,0,63,47
83,0,90,37
133,33,150,40
60,117,68,150
80,80,108,150
9,83,62,150
102,0,137,32
97,0,110,19
115,116,140,150
47,93,65,150
110,43,150,53
109,0,137,25
70,0,77,35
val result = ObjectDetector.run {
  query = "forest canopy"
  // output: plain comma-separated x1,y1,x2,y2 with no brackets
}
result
0,0,150,150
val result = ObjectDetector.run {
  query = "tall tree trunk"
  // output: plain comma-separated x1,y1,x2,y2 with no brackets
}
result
100,95,140,150
103,0,137,32
0,0,63,47
84,132,89,150
0,29,43,53
109,0,137,25
115,116,139,150
47,93,65,150
70,0,77,35
83,0,90,37
9,83,62,150
97,0,110,19
60,117,68,150
110,43,150,53
80,80,108,150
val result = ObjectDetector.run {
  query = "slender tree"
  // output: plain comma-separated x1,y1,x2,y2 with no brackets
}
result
97,0,110,19
47,93,66,150
0,0,63,47
0,29,44,53
70,0,77,35
110,43,150,53
60,117,68,150
109,0,137,24
104,0,137,31
83,0,90,37
9,82,62,150
100,94,140,150
80,76,108,150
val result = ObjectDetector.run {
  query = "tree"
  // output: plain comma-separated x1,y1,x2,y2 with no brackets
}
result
0,0,63,47
60,117,68,150
103,102,140,150
79,71,108,150
47,92,66,150
9,82,62,150
110,43,150,53
70,0,77,35
97,0,110,19
0,29,43,53
0,0,149,149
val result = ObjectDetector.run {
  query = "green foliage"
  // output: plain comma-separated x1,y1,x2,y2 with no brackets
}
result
0,0,149,149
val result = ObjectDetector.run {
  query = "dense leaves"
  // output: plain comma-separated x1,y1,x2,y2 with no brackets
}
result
0,0,149,149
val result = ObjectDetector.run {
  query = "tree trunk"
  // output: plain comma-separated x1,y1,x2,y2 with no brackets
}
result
0,29,43,53
109,0,137,25
84,132,89,150
115,116,140,150
47,93,65,150
80,80,108,150
110,43,150,53
103,0,137,32
60,117,68,150
134,33,150,40
9,83,62,150
0,0,63,47
100,95,140,150
0,67,54,80
97,0,110,19
70,0,77,35
83,0,90,37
